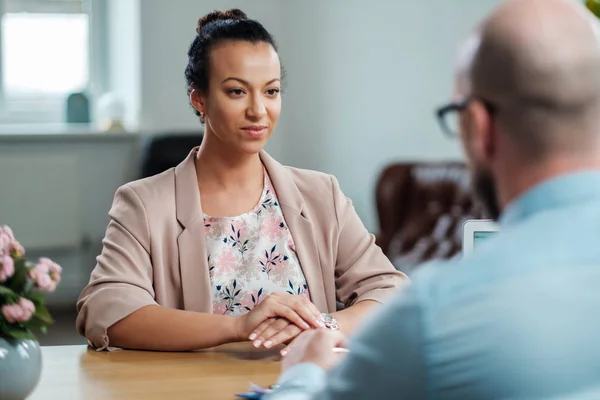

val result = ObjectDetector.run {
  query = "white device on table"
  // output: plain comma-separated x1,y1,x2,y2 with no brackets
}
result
462,219,499,255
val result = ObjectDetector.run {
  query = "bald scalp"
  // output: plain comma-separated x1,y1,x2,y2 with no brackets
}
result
467,0,600,156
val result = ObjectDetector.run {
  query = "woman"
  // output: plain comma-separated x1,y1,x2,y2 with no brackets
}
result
76,9,407,352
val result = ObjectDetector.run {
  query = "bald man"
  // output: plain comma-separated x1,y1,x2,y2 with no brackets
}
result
263,0,600,398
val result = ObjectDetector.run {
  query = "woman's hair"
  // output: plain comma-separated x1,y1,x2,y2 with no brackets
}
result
185,9,280,117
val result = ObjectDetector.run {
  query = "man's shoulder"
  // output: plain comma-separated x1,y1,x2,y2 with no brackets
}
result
407,257,463,303
406,213,574,305
406,232,523,306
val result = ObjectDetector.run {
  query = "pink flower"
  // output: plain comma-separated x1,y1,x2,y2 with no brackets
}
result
215,249,239,275
0,226,16,257
212,299,229,315
1,225,15,241
9,240,25,258
19,297,35,317
260,216,284,241
0,255,14,282
40,257,62,278
0,232,10,256
2,297,35,323
29,257,62,292
34,271,56,292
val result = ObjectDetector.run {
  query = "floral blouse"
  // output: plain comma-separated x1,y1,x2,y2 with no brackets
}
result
204,171,311,316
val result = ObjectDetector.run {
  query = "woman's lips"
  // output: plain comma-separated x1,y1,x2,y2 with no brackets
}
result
242,126,268,138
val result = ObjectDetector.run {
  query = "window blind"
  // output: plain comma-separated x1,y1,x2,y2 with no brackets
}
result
4,0,85,14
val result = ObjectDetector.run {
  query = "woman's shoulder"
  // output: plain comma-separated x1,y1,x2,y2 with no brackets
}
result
106,168,183,242
279,165,349,217
114,168,178,211
261,151,340,196
283,165,337,192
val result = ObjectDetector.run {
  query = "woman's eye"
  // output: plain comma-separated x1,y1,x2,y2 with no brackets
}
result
228,88,244,96
266,88,280,96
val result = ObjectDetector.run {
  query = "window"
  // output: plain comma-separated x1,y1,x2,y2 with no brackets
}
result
0,0,100,125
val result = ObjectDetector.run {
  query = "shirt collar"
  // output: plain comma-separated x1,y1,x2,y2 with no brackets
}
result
499,170,600,227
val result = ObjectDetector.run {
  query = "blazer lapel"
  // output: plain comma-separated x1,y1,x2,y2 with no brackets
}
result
174,148,213,312
260,151,329,312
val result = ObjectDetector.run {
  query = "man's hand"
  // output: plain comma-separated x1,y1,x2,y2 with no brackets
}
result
280,329,347,371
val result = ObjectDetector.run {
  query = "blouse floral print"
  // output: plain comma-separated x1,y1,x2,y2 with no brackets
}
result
204,171,311,316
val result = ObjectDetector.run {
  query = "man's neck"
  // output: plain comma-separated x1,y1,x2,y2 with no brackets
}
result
498,154,600,210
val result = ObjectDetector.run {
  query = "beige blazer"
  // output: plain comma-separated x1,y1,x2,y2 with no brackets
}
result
77,148,408,349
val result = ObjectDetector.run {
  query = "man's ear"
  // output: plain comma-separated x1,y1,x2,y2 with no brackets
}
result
466,99,495,165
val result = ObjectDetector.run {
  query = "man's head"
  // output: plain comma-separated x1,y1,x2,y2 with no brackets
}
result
441,0,600,219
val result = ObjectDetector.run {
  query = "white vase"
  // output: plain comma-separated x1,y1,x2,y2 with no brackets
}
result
0,338,42,400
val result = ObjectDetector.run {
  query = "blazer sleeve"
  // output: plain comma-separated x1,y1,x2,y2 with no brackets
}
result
76,184,157,350
331,175,409,306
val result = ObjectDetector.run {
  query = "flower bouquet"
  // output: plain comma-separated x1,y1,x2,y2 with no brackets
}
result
0,225,62,340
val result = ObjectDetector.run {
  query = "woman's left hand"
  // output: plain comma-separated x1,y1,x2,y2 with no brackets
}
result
249,317,304,349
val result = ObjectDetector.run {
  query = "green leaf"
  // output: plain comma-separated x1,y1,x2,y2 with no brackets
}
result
6,259,30,293
0,285,18,298
23,279,35,293
0,318,9,334
6,328,36,341
25,291,45,306
22,319,49,336
23,318,46,329
33,304,54,325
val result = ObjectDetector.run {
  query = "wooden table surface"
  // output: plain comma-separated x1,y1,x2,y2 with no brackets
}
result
30,343,282,400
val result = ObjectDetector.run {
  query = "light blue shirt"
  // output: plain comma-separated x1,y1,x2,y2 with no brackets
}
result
264,171,600,399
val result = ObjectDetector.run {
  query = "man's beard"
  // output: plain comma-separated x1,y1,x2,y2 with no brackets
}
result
473,168,501,220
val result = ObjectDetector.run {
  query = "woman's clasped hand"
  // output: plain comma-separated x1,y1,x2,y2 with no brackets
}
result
236,292,326,348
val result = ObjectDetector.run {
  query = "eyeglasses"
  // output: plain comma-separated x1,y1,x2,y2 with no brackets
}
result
435,97,497,137
436,99,470,138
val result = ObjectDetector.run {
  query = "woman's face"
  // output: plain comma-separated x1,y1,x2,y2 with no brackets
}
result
192,40,282,155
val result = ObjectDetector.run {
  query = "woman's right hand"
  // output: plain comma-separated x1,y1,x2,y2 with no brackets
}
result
234,292,324,343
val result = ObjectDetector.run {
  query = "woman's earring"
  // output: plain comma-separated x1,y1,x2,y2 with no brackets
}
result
199,111,205,121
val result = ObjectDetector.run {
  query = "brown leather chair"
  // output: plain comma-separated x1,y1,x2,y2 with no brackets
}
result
375,162,487,274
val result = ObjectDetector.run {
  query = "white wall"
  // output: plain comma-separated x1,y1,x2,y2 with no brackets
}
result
278,0,503,230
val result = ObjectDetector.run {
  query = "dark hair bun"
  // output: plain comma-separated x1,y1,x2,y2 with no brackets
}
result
196,9,248,34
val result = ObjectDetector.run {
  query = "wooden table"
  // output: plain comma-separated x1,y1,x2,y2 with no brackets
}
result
29,343,282,399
